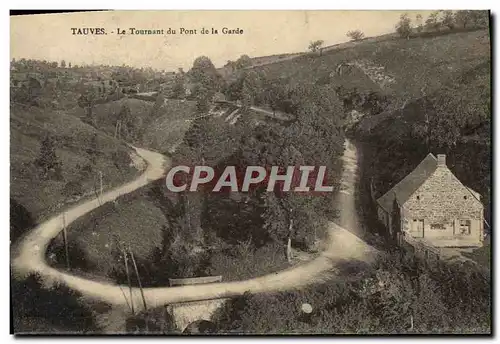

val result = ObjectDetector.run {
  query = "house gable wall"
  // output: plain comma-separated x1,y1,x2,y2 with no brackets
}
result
403,166,483,245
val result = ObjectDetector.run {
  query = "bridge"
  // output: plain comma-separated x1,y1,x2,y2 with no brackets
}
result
165,276,227,333
166,298,228,333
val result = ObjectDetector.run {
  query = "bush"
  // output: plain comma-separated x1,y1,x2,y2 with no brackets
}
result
212,253,491,334
62,180,84,198
111,149,131,168
78,163,94,178
11,273,101,333
10,198,36,244
125,308,177,334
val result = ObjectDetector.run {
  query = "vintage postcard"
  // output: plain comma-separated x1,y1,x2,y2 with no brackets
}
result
10,10,491,335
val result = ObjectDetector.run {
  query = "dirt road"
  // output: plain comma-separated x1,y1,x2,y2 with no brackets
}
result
12,140,378,311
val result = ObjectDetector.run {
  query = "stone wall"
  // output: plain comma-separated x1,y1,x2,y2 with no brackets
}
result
166,298,228,332
403,163,483,246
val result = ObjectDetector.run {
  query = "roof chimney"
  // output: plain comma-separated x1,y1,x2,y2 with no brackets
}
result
437,154,446,167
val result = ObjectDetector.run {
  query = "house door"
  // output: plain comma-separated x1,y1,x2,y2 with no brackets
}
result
414,219,424,238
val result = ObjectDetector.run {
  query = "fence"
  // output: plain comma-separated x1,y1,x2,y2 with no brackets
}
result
169,276,222,287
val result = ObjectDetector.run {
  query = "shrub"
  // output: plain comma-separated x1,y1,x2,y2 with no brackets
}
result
62,180,84,198
111,149,131,168
11,273,101,333
125,308,177,334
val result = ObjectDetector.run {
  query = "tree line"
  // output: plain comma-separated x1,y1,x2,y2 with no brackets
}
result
305,10,489,54
396,10,489,39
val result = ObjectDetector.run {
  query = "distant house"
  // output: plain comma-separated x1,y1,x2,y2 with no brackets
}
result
84,79,119,96
376,153,484,254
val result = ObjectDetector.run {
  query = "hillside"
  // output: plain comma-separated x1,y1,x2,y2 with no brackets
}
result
229,29,492,259
10,103,141,242
353,57,491,217
83,96,200,155
252,29,489,107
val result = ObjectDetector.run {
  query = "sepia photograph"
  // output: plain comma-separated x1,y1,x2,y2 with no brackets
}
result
9,9,491,335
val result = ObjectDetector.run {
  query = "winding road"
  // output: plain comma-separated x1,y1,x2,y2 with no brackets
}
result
12,140,378,311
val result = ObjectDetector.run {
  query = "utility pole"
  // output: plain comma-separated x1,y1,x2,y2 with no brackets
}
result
115,120,122,139
129,247,147,312
287,208,293,263
62,212,70,271
98,170,103,197
122,247,135,315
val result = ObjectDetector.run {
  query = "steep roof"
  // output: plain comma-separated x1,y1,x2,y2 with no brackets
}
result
377,153,438,212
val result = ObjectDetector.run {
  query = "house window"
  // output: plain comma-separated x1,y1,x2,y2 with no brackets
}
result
464,195,468,200
430,223,445,230
458,219,471,235
416,195,420,200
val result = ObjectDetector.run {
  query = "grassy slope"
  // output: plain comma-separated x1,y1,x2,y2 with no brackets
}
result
70,97,155,139
49,188,167,278
10,104,139,224
45,98,200,279
352,31,491,203
89,96,198,154
256,30,489,103
141,99,198,153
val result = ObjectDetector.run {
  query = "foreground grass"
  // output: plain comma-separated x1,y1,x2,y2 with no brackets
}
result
207,243,291,282
47,188,167,278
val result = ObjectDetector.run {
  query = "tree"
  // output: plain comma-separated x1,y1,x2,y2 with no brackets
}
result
68,62,72,68
425,11,441,32
87,133,99,164
241,80,253,112
415,14,424,33
396,13,412,39
469,10,489,28
235,55,252,69
308,40,324,54
454,10,473,28
195,84,211,113
78,88,99,124
35,134,62,180
117,103,137,139
172,74,185,99
346,30,365,41
441,10,455,30
60,60,66,68
188,56,221,90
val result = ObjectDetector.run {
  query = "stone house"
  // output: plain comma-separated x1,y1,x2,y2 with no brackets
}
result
376,153,484,256
84,79,119,96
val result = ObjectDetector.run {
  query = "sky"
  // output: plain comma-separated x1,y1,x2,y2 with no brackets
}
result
10,10,434,71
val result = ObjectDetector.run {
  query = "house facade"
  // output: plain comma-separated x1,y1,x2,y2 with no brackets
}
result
376,153,484,254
